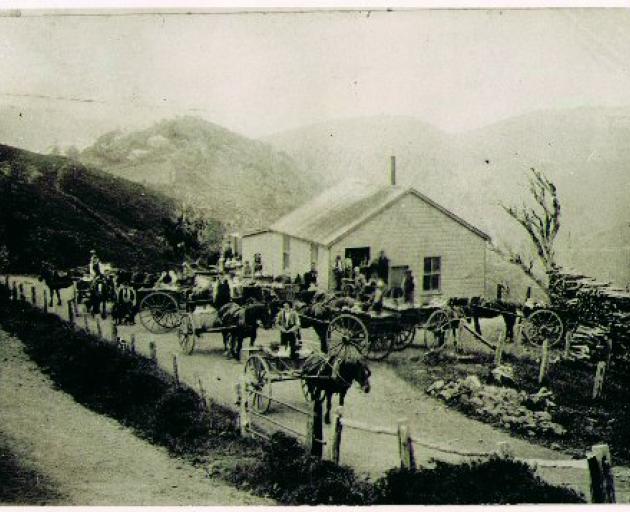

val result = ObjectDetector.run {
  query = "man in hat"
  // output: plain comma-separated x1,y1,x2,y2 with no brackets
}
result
277,300,301,359
89,250,102,278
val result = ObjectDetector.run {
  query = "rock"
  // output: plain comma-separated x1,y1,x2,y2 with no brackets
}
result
462,374,482,391
491,364,516,385
427,379,445,393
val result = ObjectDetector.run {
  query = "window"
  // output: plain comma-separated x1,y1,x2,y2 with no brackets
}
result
310,243,318,268
282,235,291,271
423,257,441,292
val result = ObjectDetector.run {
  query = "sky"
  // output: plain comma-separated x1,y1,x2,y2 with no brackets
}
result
1,8,630,149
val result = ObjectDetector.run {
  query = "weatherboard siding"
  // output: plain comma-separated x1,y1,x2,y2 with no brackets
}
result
242,232,283,276
329,193,486,300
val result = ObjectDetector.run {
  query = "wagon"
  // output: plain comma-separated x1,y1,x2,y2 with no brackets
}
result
136,272,215,334
422,300,566,349
298,301,436,362
176,307,233,355
242,345,313,413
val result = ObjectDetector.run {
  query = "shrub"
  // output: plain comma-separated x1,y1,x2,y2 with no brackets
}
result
372,456,584,504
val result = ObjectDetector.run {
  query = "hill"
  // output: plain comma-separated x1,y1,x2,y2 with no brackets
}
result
0,144,199,272
79,116,319,231
266,107,630,285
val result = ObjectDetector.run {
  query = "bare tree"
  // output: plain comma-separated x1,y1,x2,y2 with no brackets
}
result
501,168,561,292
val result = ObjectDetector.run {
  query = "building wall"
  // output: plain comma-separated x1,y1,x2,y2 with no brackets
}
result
242,232,330,286
241,232,283,276
329,193,487,301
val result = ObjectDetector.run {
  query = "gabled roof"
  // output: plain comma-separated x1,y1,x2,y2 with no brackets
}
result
263,180,489,247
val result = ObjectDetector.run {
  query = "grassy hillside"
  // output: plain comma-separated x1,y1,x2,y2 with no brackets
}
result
79,116,319,231
0,144,199,272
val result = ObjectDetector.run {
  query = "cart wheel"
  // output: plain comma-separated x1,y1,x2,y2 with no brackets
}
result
177,313,196,355
522,309,564,347
327,314,368,359
244,354,272,413
366,333,394,361
138,292,181,334
392,325,416,351
423,309,453,349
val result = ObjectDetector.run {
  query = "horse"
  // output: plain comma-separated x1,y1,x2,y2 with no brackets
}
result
301,354,371,424
219,301,272,361
87,275,111,318
38,263,74,307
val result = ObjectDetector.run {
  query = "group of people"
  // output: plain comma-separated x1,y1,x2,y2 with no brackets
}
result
333,250,391,292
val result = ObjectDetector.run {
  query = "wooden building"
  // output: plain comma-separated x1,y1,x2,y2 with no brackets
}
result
242,172,490,302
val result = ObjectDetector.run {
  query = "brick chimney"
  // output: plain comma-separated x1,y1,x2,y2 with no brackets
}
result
390,155,396,186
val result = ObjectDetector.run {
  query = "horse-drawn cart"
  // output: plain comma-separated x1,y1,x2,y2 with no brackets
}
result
243,345,313,413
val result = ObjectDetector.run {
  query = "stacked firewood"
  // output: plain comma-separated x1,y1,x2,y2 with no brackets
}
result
548,268,630,363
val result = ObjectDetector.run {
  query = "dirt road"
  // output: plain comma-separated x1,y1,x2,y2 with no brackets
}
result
0,327,271,505
9,275,630,501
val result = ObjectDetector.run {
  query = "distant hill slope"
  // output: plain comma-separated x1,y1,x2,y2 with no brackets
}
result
266,108,630,285
0,144,185,272
79,116,319,231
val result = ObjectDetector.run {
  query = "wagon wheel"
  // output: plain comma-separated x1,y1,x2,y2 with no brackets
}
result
327,314,368,359
177,313,196,355
366,333,394,361
138,292,181,334
392,324,416,351
244,354,272,413
522,309,564,347
423,309,453,349
342,283,355,297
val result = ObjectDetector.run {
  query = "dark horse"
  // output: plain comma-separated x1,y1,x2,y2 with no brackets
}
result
87,275,111,318
39,263,74,307
301,354,371,424
219,301,272,361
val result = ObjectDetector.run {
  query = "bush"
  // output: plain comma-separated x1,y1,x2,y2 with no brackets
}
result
373,456,584,504
229,432,375,505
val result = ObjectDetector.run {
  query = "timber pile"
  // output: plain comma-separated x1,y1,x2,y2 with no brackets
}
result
549,268,630,363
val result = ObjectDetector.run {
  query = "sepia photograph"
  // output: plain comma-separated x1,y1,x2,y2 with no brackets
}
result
1,3,629,506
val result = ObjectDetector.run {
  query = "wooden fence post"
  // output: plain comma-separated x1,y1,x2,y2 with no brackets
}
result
73,297,78,316
494,330,505,366
31,286,36,305
43,289,48,312
130,334,136,354
67,300,74,323
12,282,18,301
330,406,344,464
18,283,25,301
149,341,157,362
564,330,572,359
513,319,523,355
592,362,607,400
496,441,514,458
3,276,8,288
83,315,89,333
96,318,102,338
307,398,324,458
110,322,118,342
172,354,180,386
587,444,616,503
238,376,249,437
397,418,415,470
538,339,550,384
196,374,207,409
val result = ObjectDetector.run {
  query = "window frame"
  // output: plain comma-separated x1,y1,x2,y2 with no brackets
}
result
422,256,441,293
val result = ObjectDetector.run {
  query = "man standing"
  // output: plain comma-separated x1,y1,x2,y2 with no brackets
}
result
277,301,301,359
402,269,415,305
375,250,389,284
303,264,318,290
89,250,102,278
333,255,344,291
